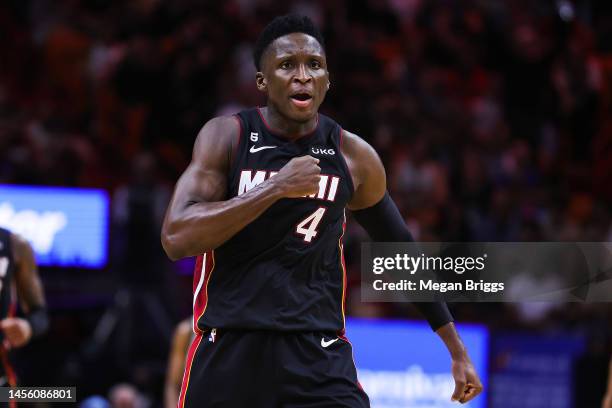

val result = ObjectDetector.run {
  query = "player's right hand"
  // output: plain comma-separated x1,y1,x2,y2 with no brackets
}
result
450,354,483,404
273,155,321,198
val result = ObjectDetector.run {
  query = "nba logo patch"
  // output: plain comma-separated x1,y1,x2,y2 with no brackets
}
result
208,328,217,343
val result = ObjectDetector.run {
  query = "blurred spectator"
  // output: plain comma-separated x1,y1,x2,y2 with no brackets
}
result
113,151,170,286
111,151,175,367
108,383,149,408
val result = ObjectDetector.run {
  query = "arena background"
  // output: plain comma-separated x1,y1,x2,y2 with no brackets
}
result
1,0,611,407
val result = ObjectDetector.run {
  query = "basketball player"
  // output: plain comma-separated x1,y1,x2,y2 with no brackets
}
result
603,357,612,408
0,228,49,389
164,318,193,408
162,14,482,407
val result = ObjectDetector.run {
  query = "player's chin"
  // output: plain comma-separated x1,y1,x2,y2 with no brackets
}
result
287,101,318,122
292,111,317,123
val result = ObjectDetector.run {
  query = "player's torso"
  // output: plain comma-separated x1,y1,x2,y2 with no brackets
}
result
193,108,353,333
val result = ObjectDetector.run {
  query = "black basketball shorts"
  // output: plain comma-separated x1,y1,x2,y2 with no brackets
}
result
178,329,370,408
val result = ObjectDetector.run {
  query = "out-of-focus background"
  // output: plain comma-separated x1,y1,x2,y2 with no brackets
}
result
0,0,611,407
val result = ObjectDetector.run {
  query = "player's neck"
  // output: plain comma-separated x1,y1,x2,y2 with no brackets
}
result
260,106,317,141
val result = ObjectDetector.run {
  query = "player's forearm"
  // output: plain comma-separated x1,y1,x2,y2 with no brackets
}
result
435,322,468,360
162,180,283,259
163,384,180,408
13,234,46,311
352,193,454,330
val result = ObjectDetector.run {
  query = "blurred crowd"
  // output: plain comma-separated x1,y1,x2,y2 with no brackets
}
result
1,0,611,406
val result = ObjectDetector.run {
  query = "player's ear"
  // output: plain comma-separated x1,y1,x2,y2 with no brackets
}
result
256,72,267,92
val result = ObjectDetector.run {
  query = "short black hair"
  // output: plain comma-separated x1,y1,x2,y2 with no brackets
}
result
253,14,325,71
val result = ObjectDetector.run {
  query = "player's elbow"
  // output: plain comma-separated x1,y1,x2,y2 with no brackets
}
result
161,226,186,261
161,224,216,260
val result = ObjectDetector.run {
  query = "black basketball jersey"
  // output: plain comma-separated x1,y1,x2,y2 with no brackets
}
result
0,228,16,323
192,108,354,334
0,228,18,387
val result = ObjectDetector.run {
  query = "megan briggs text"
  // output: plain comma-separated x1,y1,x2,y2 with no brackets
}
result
373,279,505,293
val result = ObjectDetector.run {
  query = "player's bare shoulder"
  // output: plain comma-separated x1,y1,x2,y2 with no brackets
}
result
340,129,386,210
9,232,34,265
192,115,241,170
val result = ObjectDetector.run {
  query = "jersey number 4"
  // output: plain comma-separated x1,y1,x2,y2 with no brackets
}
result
296,207,327,243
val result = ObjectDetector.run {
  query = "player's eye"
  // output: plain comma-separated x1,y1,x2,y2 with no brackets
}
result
310,60,321,69
280,61,293,69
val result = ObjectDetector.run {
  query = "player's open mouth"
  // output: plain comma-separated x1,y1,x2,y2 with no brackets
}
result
290,93,313,108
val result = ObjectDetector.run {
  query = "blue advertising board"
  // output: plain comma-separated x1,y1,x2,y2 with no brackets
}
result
489,334,584,408
0,185,109,268
346,318,488,408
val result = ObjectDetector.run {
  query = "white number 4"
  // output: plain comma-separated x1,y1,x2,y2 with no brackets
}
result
296,207,327,243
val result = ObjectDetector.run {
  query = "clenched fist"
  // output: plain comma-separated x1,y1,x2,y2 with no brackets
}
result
0,317,32,350
273,156,321,198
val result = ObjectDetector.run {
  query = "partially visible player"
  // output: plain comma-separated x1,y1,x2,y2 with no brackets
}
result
603,357,612,408
0,227,49,388
164,318,193,408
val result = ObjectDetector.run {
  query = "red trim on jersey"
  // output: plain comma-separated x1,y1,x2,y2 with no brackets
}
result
338,212,348,336
255,107,319,140
231,115,242,168
8,282,17,318
192,251,215,334
1,344,17,395
177,333,203,408
338,127,356,195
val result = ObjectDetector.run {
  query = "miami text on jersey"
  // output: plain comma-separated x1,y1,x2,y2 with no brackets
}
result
238,170,340,202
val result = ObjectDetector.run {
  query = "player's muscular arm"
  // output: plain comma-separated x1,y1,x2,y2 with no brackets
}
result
342,131,482,403
340,130,386,210
1,233,48,349
162,117,321,260
12,234,46,313
603,357,612,408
